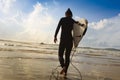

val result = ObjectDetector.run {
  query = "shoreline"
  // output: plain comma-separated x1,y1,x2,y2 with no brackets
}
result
0,39,120,50
0,39,119,80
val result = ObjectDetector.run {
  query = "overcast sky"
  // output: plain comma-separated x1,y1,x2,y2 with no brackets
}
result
0,0,120,48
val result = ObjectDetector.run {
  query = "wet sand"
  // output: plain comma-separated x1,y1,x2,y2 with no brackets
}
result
0,40,120,80
0,52,119,80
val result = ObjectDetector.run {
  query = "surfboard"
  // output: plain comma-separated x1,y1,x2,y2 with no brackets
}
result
73,18,88,48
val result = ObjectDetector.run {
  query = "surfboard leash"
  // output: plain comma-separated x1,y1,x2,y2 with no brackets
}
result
70,48,82,80
49,48,82,80
49,65,60,80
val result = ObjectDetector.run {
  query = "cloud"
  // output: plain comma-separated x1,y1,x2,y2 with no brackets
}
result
89,13,120,30
81,14,120,48
0,0,16,14
88,19,108,30
0,11,24,39
17,2,55,43
0,1,56,43
118,13,120,16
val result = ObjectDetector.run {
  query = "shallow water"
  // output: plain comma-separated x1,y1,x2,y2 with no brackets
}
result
0,40,120,80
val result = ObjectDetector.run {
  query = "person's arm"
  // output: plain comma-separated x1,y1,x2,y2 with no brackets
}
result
54,18,62,43
74,20,84,26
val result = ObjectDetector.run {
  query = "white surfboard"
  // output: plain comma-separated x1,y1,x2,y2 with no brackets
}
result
73,18,88,48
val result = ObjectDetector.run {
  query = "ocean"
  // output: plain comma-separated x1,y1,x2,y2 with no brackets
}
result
0,39,120,80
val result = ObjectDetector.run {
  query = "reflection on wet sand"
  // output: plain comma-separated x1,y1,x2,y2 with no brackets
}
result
0,40,120,80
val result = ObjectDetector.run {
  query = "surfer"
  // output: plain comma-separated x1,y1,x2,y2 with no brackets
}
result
54,8,78,78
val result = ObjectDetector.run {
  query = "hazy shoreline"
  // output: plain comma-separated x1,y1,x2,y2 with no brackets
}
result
0,39,120,80
0,39,120,50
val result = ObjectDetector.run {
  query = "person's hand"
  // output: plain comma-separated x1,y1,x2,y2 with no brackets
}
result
54,37,57,43
76,21,81,25
76,21,84,26
81,24,84,26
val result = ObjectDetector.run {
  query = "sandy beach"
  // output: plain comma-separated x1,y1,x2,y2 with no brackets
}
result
0,40,120,80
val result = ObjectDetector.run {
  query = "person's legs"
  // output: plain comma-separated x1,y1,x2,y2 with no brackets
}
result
59,40,65,68
64,40,73,74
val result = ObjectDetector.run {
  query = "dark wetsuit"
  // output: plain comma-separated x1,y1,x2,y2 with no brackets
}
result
54,17,76,73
